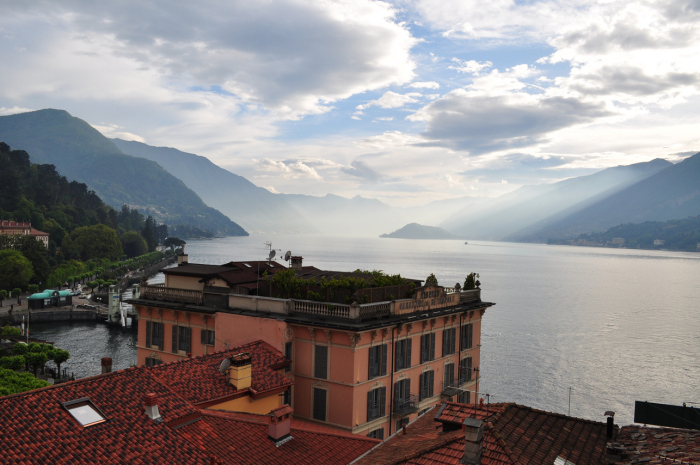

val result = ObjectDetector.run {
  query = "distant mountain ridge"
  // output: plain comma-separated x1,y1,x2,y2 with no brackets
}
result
440,158,674,241
111,139,316,234
380,223,461,240
0,109,247,237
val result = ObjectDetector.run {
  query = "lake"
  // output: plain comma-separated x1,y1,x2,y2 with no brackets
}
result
33,234,700,426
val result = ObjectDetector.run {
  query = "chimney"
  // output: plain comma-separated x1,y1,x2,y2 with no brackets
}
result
144,393,162,421
461,417,483,465
177,244,188,265
290,256,303,270
228,353,252,390
605,411,615,439
268,404,293,446
101,357,112,374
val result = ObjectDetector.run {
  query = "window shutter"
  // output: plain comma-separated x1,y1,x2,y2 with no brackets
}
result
467,324,473,349
367,390,373,421
145,320,151,348
442,329,447,356
313,388,327,421
430,333,435,360
380,387,386,416
394,381,402,403
201,328,206,344
407,378,411,398
429,371,435,397
315,345,328,379
381,344,387,375
172,325,178,353
158,323,164,350
369,346,377,379
406,338,412,368
395,341,403,369
186,327,192,353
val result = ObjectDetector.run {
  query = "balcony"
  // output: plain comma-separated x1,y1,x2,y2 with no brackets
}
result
393,394,419,417
141,284,204,305
442,378,461,397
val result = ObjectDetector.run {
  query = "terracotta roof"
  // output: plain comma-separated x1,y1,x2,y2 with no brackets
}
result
611,425,700,464
353,402,611,465
149,340,292,405
178,409,379,465
0,368,213,464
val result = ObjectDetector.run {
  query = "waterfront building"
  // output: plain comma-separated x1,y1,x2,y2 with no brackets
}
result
27,289,74,309
0,341,378,465
0,220,49,247
130,249,494,438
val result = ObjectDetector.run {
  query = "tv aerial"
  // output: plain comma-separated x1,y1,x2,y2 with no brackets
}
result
219,357,231,374
284,251,291,261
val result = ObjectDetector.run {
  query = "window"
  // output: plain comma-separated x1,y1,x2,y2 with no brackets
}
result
172,325,191,353
200,329,215,346
62,398,108,427
459,357,473,383
444,363,455,388
460,323,473,350
367,428,384,440
458,390,471,404
283,388,291,407
145,321,164,350
145,356,162,368
367,387,386,421
394,378,411,406
442,327,456,356
284,341,293,373
314,345,328,379
313,388,327,421
368,344,387,379
395,338,412,370
420,333,435,363
419,370,434,401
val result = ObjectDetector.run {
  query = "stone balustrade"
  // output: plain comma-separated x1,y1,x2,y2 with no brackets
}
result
141,284,204,305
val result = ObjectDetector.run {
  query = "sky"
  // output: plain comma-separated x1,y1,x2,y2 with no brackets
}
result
1,0,699,207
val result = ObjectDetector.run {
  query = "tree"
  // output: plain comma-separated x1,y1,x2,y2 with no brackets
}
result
164,237,186,250
13,235,50,285
0,326,21,338
0,367,49,396
61,224,123,261
0,290,6,306
49,348,70,375
0,250,33,292
26,351,47,376
121,231,148,258
12,288,22,303
463,272,480,290
425,273,438,287
142,215,158,251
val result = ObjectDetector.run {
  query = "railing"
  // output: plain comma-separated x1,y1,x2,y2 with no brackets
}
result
292,300,351,319
442,378,461,396
358,302,391,319
393,394,419,417
141,285,204,305
459,289,481,303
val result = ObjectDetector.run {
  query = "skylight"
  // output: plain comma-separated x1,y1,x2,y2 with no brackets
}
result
554,457,576,465
62,398,108,427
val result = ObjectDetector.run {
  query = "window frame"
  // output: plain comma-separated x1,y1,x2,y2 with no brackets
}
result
368,344,388,379
420,333,436,363
313,387,328,421
460,323,473,351
395,338,412,370
442,327,456,356
314,344,328,379
367,386,386,422
419,370,435,401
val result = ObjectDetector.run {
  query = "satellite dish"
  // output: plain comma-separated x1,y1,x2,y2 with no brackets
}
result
284,251,291,261
219,357,231,373
268,250,276,260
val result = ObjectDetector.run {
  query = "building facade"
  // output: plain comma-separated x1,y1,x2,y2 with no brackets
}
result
0,220,49,247
130,252,493,439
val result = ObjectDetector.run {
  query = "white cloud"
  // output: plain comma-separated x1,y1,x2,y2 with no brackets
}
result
408,81,440,89
449,59,492,75
0,106,34,116
253,158,322,180
92,124,146,143
356,91,423,110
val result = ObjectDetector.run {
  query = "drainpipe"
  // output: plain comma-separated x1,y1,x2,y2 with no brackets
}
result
458,312,463,398
389,324,398,436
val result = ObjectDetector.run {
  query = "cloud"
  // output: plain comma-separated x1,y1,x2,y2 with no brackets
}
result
341,159,382,182
0,106,34,116
408,81,440,89
356,91,423,110
567,65,700,97
92,124,146,143
449,59,492,75
411,89,611,154
253,158,322,180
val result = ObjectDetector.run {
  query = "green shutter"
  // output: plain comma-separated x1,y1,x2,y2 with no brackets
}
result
145,320,151,348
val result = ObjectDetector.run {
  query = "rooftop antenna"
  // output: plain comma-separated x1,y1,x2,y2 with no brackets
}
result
268,249,276,265
219,357,231,374
284,251,292,268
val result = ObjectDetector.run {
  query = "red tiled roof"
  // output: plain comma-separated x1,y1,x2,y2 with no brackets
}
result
0,368,213,464
149,340,291,405
178,409,379,465
611,425,700,464
353,402,611,465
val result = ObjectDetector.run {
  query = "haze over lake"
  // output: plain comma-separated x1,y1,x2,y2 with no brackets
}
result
36,234,699,426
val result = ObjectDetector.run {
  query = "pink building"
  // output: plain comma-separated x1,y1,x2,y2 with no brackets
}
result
0,220,49,247
130,250,493,439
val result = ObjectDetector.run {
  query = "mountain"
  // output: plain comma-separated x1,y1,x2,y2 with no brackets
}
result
440,158,672,241
0,109,246,237
530,152,700,239
380,223,461,240
111,139,315,234
281,194,409,236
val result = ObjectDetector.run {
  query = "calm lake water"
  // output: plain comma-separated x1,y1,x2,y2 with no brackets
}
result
33,235,700,426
